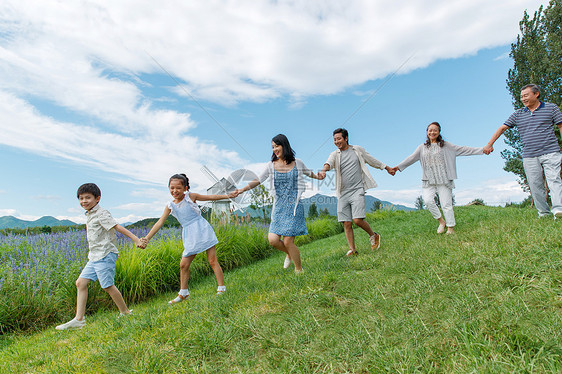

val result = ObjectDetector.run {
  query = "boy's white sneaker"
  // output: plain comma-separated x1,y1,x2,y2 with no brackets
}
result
55,318,86,330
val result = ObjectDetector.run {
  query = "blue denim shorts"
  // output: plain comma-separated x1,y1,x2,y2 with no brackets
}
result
79,252,118,289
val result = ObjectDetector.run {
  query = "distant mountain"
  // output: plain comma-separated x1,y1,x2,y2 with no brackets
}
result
0,216,77,230
300,193,414,216
234,193,414,217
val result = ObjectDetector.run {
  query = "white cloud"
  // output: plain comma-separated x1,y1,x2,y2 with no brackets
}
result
114,214,149,225
32,195,62,201
369,178,528,208
368,188,422,208
0,91,242,190
112,201,165,215
0,209,18,216
56,213,147,225
494,51,511,61
0,0,545,218
1,0,545,104
454,179,528,206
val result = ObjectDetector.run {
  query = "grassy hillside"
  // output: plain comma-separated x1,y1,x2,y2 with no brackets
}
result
1,206,561,373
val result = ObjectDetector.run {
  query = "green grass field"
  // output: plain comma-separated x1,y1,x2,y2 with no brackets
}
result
1,206,561,373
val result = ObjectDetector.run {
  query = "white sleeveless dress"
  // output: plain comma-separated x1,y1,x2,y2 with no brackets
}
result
168,198,218,257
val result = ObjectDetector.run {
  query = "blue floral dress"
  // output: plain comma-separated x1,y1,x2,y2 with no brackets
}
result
269,166,308,236
168,198,218,257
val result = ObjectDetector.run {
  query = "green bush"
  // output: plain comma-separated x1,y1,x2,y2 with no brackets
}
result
295,216,344,246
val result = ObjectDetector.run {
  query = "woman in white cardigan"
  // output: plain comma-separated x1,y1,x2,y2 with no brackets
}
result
235,134,322,272
392,122,484,234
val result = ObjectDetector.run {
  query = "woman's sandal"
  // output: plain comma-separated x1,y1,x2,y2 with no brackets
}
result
346,249,358,256
168,294,189,305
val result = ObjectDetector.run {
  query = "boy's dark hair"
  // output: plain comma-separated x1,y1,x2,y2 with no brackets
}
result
169,173,190,189
77,183,101,198
271,134,296,164
333,128,349,142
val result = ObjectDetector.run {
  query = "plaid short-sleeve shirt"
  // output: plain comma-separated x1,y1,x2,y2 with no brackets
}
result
85,204,119,261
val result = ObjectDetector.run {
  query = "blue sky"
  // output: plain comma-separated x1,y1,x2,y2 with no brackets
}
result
0,0,548,224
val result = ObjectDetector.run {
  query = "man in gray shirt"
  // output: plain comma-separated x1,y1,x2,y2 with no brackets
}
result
319,128,395,256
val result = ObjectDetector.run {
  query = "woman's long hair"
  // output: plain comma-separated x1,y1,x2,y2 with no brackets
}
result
271,134,296,164
424,121,445,147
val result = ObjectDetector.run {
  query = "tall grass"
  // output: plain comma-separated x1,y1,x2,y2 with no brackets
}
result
0,223,274,334
116,224,272,303
295,216,344,246
1,218,340,334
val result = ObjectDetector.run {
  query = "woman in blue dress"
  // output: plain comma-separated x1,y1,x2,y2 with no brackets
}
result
236,134,322,273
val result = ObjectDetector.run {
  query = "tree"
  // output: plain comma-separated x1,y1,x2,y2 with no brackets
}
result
414,195,424,210
371,200,382,212
40,225,52,234
503,0,562,190
249,185,274,222
308,202,319,219
319,208,330,217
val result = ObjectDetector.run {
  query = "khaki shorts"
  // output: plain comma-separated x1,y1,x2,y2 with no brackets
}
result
337,188,366,222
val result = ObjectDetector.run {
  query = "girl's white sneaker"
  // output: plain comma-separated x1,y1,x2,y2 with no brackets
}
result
169,294,189,305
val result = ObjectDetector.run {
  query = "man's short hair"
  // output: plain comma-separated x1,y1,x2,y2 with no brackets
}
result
77,183,101,198
521,84,541,98
333,128,349,140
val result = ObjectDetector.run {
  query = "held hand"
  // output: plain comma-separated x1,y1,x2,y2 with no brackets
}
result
234,188,245,195
317,170,326,180
134,238,145,249
483,144,493,155
138,237,149,248
385,166,396,176
228,190,239,199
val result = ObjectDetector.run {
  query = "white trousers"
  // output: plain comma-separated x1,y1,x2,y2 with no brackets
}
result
523,152,562,217
422,184,455,227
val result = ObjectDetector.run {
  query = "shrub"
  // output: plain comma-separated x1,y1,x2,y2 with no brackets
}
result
295,216,344,246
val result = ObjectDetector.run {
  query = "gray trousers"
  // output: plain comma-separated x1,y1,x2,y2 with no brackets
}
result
523,152,562,216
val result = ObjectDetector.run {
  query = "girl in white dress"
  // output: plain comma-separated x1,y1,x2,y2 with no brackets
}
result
143,174,236,304
393,122,485,234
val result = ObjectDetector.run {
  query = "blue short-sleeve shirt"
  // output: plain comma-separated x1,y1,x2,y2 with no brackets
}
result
504,101,562,158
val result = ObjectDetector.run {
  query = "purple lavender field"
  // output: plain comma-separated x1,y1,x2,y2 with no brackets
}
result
0,224,272,334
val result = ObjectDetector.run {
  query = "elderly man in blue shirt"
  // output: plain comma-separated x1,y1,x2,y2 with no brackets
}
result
484,84,562,218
